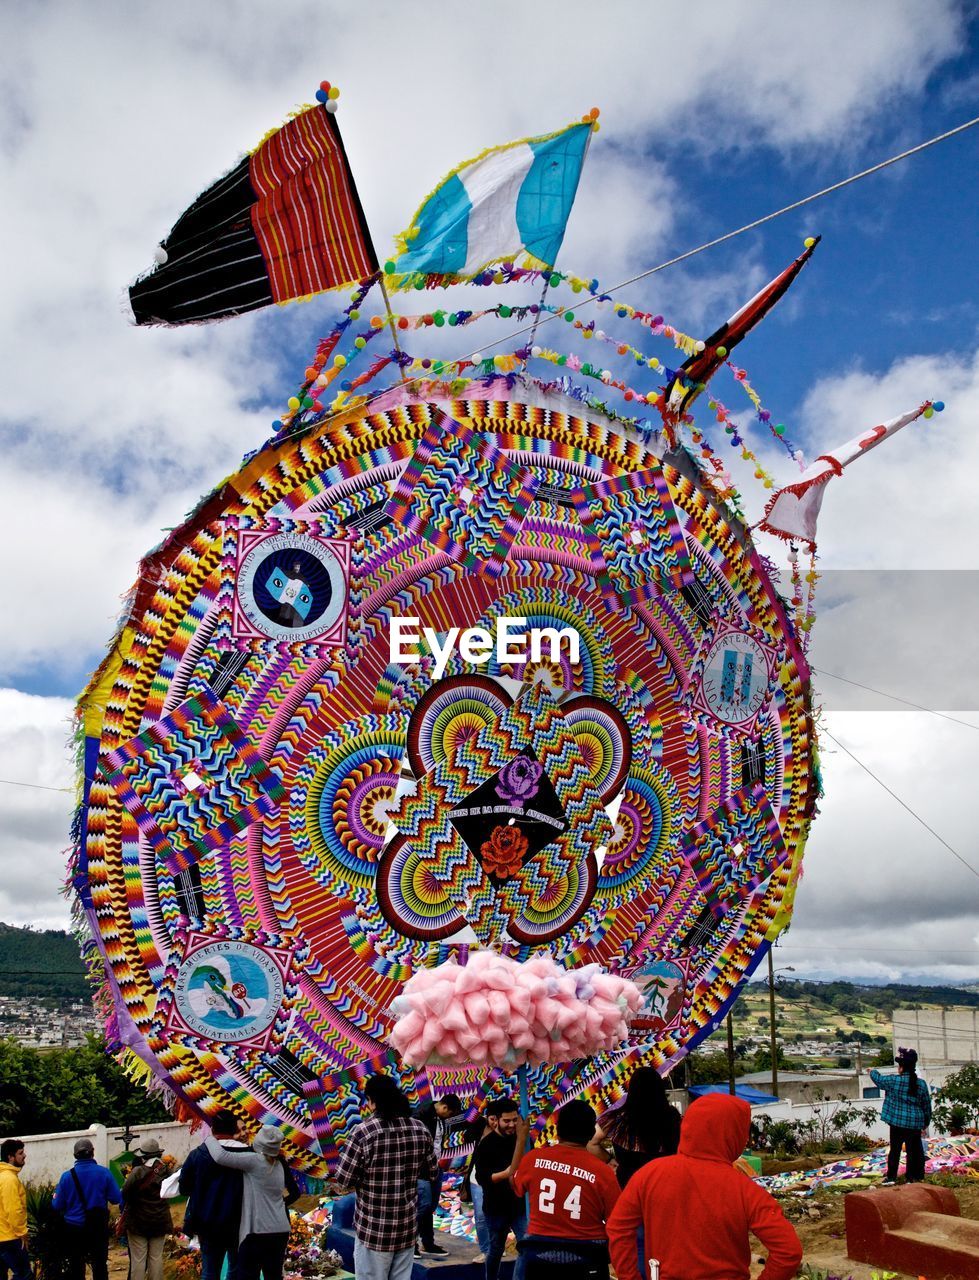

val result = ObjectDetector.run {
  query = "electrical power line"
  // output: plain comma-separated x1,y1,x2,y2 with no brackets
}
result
822,728,978,881
775,946,979,954
813,668,979,730
0,777,71,794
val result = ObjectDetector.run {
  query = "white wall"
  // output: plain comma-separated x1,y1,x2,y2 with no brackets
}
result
893,1007,979,1067
10,1121,198,1187
749,1093,891,1142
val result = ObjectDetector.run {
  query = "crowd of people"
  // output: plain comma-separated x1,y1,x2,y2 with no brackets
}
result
0,1117,298,1280
328,1071,805,1280
0,1048,936,1280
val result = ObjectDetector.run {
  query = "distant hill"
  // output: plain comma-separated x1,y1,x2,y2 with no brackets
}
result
780,978,979,1013
732,977,979,1047
0,923,90,1001
2,921,976,1020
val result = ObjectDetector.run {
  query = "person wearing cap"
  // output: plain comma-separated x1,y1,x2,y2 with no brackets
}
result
205,1124,298,1280
122,1138,173,1280
870,1046,933,1184
52,1137,121,1280
179,1110,249,1280
0,1140,29,1280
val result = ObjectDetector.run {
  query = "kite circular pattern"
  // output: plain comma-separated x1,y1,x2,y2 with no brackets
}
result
74,375,815,1172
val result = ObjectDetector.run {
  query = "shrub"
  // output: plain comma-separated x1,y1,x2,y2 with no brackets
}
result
25,1183,70,1280
932,1064,979,1132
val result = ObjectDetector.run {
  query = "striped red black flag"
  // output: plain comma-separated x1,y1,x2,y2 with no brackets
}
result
663,237,820,418
129,104,378,325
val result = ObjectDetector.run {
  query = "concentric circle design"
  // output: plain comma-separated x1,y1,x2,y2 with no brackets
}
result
291,719,406,893
376,835,465,940
406,675,512,777
74,380,816,1175
561,696,632,802
598,763,680,895
510,856,597,943
479,592,615,699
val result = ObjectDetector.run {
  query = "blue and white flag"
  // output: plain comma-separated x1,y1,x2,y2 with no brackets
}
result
389,119,594,284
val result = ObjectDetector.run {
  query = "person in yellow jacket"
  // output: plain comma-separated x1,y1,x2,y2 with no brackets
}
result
0,1139,29,1280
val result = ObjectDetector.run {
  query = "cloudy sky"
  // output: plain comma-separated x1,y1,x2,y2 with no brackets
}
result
1,1,977,984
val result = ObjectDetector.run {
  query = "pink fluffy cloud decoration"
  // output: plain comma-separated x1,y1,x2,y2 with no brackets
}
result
387,951,642,1068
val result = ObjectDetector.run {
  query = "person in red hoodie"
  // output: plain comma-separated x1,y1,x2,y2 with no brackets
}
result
606,1093,802,1280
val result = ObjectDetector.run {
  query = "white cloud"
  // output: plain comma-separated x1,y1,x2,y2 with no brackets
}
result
0,690,75,929
779,711,979,982
0,0,975,976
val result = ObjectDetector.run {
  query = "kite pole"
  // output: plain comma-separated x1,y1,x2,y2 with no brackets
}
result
377,273,410,385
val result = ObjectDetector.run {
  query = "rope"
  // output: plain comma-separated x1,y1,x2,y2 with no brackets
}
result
0,777,71,793
821,729,978,881
595,115,979,300
267,113,979,450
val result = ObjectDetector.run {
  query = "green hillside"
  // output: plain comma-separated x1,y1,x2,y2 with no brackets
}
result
0,923,89,1000
1,922,975,1023
730,978,979,1045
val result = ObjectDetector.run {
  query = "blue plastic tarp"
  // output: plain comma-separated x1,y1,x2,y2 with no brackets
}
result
687,1083,779,1105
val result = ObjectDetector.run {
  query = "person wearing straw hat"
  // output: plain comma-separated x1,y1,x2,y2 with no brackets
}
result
205,1125,298,1280
122,1138,172,1280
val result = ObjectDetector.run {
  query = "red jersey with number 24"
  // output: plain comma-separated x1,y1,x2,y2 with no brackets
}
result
514,1143,620,1240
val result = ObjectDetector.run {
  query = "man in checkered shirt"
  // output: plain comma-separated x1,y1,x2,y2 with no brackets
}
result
333,1074,438,1279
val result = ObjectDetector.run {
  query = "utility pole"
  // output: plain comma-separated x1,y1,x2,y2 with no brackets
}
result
727,1011,737,1095
768,949,778,1098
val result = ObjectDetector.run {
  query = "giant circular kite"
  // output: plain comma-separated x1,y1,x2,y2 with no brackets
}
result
73,359,816,1171
69,96,838,1175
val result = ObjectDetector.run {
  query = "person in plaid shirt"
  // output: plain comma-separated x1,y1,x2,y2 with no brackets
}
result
870,1046,932,1184
332,1074,438,1280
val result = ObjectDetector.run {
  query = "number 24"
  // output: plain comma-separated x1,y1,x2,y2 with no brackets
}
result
537,1179,581,1220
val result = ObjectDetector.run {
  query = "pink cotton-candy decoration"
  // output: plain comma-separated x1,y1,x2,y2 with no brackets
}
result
387,950,642,1069
442,1001,469,1033
465,993,491,1026
487,989,512,1025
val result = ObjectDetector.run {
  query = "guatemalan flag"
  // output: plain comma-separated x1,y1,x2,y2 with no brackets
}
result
389,117,596,286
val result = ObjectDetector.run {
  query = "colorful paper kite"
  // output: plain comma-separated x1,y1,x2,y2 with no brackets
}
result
71,89,940,1175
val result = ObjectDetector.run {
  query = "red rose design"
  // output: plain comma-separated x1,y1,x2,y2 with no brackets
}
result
480,824,529,879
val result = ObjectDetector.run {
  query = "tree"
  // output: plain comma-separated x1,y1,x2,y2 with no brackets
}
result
684,1049,733,1085
932,1063,979,1132
834,995,862,1014
750,1044,788,1074
0,1034,170,1133
0,924,88,1000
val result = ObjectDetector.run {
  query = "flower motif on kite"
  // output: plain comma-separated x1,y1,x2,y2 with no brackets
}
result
495,756,543,807
480,824,529,879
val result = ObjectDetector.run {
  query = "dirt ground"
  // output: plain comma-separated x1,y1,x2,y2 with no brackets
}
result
752,1176,979,1279
104,1183,979,1280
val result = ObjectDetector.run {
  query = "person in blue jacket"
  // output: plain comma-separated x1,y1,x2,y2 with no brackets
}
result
179,1111,248,1280
52,1138,121,1280
870,1046,932,1184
